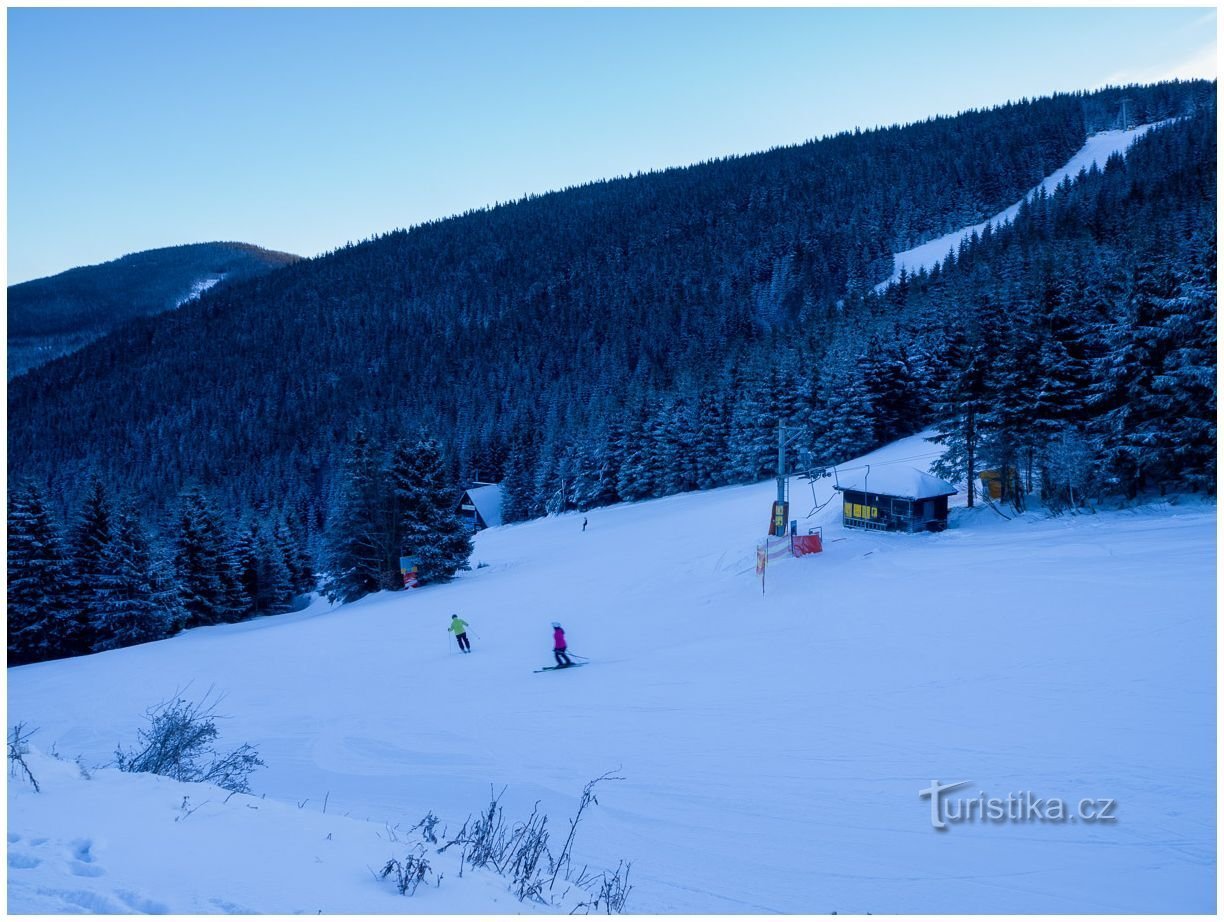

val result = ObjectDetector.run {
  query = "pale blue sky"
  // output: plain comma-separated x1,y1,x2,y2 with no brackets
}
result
7,7,1216,283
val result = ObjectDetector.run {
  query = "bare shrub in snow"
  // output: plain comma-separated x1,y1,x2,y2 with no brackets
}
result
551,770,623,887
506,803,551,902
596,861,633,914
571,860,633,914
399,771,630,911
114,694,264,793
380,847,432,895
439,785,509,872
409,811,441,844
8,722,40,792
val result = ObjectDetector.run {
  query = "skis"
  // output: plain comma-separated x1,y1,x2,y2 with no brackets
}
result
533,662,587,673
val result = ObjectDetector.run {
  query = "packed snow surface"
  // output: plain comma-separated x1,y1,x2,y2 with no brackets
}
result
7,749,566,915
877,122,1172,290
175,275,223,307
8,434,1216,913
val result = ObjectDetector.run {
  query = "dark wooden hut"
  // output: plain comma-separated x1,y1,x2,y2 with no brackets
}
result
457,482,504,532
833,467,957,533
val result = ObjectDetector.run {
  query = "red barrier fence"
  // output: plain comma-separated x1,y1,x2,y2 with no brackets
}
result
791,533,823,557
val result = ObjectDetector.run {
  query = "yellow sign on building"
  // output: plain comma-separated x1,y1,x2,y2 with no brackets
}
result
844,501,878,520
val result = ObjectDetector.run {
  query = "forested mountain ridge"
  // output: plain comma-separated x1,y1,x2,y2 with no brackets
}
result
8,242,298,377
8,81,1214,539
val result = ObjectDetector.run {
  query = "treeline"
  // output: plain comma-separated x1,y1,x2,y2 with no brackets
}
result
8,431,475,666
503,105,1215,516
903,106,1216,508
4,85,1214,664
7,479,314,666
323,431,473,604
10,82,1209,530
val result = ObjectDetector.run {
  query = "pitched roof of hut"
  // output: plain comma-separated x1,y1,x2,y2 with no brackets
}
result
464,483,504,527
832,467,957,500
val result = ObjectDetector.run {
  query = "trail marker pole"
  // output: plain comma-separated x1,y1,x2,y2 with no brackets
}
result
756,543,767,596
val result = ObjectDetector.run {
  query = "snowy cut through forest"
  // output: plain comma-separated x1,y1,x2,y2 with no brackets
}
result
7,434,1216,913
876,121,1171,290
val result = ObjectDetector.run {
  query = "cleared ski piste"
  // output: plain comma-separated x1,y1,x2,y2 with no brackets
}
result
8,433,1216,913
875,121,1173,291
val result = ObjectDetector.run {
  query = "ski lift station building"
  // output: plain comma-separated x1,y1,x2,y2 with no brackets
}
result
833,467,957,533
458,482,504,531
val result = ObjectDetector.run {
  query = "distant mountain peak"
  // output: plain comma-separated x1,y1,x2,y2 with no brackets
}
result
8,241,299,377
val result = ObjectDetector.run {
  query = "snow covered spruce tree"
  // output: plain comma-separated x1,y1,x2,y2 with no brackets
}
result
91,505,178,651
323,430,471,602
929,331,989,508
499,438,537,524
323,430,401,602
571,434,619,511
817,367,877,465
274,519,317,599
235,520,295,616
1089,233,1217,498
390,434,473,584
66,475,113,651
8,482,84,664
174,487,248,626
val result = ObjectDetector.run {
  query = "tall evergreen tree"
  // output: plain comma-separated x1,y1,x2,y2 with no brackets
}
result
236,521,295,616
92,506,174,651
67,476,113,650
273,520,315,599
8,483,82,664
390,434,473,585
174,488,247,626
818,365,877,464
930,338,989,507
499,439,537,524
323,431,399,602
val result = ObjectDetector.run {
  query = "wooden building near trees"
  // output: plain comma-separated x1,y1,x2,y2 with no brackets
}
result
457,482,504,532
833,467,957,533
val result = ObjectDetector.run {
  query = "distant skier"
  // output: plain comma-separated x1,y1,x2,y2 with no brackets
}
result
551,621,572,667
449,614,471,653
582,516,588,532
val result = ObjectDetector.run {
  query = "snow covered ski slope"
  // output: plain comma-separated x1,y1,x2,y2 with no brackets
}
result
876,121,1173,290
7,434,1216,913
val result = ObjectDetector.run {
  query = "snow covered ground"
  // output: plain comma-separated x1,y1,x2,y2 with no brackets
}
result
7,434,1216,913
174,276,223,307
876,122,1173,291
7,748,568,915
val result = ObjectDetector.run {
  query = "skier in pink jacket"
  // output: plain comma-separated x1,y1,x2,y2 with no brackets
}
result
551,622,573,668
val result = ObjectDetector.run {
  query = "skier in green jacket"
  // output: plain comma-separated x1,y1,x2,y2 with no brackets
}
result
449,614,471,653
